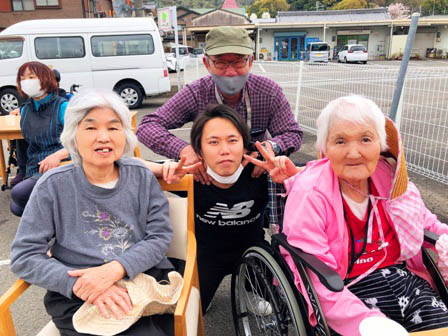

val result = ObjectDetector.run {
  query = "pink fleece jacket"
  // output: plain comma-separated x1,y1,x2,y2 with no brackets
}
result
281,158,448,336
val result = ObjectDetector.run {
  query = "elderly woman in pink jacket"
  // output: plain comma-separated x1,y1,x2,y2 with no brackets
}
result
246,95,448,335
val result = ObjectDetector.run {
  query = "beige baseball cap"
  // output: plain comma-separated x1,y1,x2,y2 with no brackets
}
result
205,26,254,56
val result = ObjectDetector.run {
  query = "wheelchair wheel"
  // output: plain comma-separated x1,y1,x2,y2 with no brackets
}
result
232,245,308,336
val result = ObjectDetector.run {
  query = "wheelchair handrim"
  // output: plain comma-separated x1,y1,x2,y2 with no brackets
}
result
231,245,308,336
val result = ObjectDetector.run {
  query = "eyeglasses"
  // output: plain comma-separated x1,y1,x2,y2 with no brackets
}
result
207,57,250,70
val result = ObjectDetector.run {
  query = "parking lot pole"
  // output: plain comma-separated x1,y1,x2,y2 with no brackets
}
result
170,6,182,91
389,12,420,123
196,57,200,80
134,0,144,17
294,61,304,121
396,82,405,128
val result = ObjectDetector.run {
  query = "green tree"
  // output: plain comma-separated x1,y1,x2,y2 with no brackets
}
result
287,0,315,10
321,0,340,8
332,0,368,9
287,0,337,10
248,0,289,17
239,0,257,6
368,0,386,6
422,0,448,14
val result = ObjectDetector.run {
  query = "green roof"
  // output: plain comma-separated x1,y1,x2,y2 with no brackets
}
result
226,8,246,15
192,8,215,15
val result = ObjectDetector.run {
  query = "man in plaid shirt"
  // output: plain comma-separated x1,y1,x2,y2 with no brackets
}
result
137,26,303,227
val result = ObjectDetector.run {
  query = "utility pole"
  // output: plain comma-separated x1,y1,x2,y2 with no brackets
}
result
134,0,145,17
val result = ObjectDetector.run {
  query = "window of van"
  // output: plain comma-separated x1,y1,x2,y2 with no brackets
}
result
170,47,188,56
35,36,85,59
0,38,23,59
91,34,154,57
311,44,329,52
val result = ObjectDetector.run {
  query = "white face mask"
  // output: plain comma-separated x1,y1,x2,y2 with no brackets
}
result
20,79,45,98
207,164,244,185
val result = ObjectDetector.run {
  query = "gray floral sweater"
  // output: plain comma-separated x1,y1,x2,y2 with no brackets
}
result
10,158,173,299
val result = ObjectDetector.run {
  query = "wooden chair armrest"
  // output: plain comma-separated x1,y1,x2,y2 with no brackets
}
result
0,279,30,313
0,279,31,336
174,230,203,336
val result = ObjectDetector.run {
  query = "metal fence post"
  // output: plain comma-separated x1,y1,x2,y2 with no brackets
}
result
389,12,420,122
196,57,199,81
395,81,404,129
294,61,304,121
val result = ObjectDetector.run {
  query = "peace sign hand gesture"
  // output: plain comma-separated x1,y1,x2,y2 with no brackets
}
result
162,156,202,184
243,141,303,184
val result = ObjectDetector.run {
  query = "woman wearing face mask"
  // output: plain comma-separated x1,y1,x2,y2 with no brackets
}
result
10,61,69,217
188,104,269,314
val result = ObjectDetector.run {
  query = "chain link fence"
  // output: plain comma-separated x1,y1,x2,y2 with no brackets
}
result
183,58,448,185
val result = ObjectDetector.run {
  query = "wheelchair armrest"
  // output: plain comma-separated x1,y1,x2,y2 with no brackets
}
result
424,229,440,246
272,233,344,292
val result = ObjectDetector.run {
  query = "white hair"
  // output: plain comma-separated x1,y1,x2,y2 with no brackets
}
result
60,88,137,166
316,95,388,155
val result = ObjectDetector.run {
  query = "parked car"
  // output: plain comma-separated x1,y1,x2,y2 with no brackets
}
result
305,42,330,63
192,48,205,57
0,17,170,113
165,44,193,72
338,44,368,64
165,52,191,72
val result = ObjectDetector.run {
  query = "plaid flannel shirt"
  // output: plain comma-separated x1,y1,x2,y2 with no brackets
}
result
137,73,303,226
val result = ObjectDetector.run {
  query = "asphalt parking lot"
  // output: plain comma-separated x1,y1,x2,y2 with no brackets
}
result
1,60,447,335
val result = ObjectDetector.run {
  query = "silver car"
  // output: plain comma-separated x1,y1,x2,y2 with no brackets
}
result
306,42,330,63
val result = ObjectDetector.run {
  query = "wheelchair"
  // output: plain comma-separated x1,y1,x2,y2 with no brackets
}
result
231,227,448,336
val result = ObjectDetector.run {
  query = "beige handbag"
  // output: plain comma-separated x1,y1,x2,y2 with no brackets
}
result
73,271,184,336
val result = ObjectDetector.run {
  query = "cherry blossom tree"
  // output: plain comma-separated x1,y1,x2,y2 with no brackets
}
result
388,3,411,18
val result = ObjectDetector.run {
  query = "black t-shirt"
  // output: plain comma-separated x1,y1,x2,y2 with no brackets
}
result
194,165,268,259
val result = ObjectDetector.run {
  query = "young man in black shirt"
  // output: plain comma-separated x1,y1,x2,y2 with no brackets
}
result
190,104,269,313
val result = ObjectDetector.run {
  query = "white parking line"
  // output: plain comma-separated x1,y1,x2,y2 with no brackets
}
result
257,63,266,73
426,60,448,66
0,259,10,266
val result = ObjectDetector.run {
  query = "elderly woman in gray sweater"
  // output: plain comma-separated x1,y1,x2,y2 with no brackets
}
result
10,89,176,336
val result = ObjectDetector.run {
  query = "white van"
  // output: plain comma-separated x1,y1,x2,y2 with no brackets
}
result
306,42,331,63
0,17,170,114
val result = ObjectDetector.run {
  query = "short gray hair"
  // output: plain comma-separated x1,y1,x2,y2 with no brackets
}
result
316,95,388,155
60,88,137,166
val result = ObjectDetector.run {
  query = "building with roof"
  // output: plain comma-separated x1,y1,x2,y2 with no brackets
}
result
188,0,251,49
254,8,448,61
0,0,92,31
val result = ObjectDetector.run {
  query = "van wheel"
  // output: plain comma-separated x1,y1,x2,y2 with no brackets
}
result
0,88,23,115
344,57,348,63
116,83,144,109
